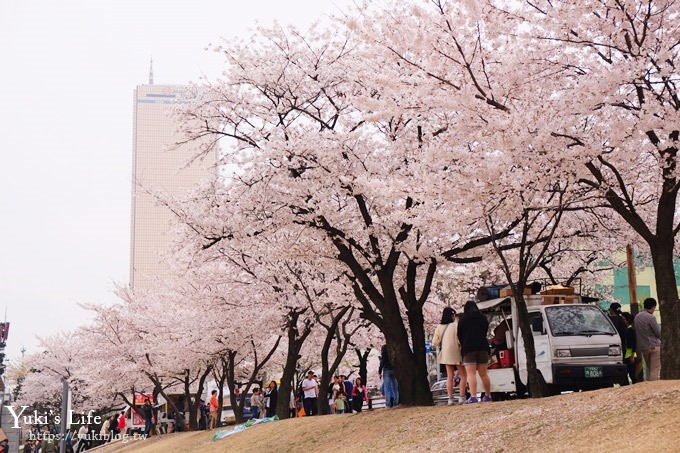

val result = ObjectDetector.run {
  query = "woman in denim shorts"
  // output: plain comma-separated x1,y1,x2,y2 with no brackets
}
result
457,301,492,403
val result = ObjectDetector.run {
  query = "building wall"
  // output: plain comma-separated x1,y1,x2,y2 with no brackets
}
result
130,84,213,289
595,252,680,322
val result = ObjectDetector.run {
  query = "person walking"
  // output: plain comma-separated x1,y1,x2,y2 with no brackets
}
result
378,345,399,408
301,371,319,416
458,300,492,403
264,381,278,418
433,306,467,405
351,377,369,413
634,298,662,381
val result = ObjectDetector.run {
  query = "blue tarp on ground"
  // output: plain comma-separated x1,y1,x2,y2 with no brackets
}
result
212,416,279,441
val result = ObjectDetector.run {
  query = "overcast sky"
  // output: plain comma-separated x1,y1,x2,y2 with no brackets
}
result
0,0,353,361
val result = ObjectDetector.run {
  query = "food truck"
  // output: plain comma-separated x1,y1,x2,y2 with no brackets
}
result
432,285,627,401
476,286,627,398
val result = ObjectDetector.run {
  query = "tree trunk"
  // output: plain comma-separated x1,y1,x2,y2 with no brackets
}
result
382,307,433,406
404,302,434,404
317,306,352,415
276,345,298,419
224,351,245,424
355,348,371,386
513,289,545,397
650,244,680,379
276,309,312,419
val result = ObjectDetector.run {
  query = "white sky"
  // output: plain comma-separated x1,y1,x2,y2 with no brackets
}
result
0,0,354,361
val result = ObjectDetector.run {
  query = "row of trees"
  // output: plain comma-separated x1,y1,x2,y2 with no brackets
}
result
11,0,679,422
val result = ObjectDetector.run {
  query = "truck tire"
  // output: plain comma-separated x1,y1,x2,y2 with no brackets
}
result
490,392,507,401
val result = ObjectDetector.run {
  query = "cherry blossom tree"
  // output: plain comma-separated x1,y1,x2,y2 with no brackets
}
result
177,18,546,405
352,0,680,378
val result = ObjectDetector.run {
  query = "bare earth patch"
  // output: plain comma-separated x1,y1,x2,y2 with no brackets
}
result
97,381,679,453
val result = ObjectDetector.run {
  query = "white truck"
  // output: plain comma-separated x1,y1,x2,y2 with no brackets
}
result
471,289,627,398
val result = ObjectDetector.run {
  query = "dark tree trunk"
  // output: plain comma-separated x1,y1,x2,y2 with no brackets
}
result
223,337,282,423
381,306,433,406
341,249,434,406
650,244,680,379
397,258,436,405
313,196,434,407
513,289,544,397
185,366,212,430
317,306,354,415
186,365,213,430
182,374,198,431
276,308,312,419
224,351,243,424
355,348,371,386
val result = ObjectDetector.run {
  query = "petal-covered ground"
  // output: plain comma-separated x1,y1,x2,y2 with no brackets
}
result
97,381,678,452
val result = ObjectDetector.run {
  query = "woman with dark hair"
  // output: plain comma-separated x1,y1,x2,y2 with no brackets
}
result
432,306,466,405
264,381,278,418
351,377,369,413
457,300,491,403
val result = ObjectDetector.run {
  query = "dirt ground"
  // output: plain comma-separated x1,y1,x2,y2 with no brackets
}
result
96,381,679,453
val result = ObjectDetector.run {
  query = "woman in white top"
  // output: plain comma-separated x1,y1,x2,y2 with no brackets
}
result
432,306,466,405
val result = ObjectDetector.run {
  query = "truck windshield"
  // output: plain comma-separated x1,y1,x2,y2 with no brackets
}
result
544,305,616,336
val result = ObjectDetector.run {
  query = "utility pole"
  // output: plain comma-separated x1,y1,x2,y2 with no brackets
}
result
626,245,639,315
59,380,71,452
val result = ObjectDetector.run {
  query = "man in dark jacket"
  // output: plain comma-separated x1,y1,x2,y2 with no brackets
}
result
608,303,627,352
141,399,154,436
457,301,491,403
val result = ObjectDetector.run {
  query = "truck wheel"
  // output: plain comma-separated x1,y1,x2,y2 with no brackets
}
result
490,392,506,401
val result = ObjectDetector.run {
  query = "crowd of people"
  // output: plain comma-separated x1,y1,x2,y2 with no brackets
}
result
244,370,379,422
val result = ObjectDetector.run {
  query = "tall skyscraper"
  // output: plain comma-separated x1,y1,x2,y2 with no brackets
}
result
130,83,214,289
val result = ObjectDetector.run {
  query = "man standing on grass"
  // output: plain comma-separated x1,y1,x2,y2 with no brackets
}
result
209,390,220,429
379,344,399,407
301,371,319,416
141,399,155,437
633,298,662,381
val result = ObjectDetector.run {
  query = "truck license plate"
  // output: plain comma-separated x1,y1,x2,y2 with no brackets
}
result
585,366,603,378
